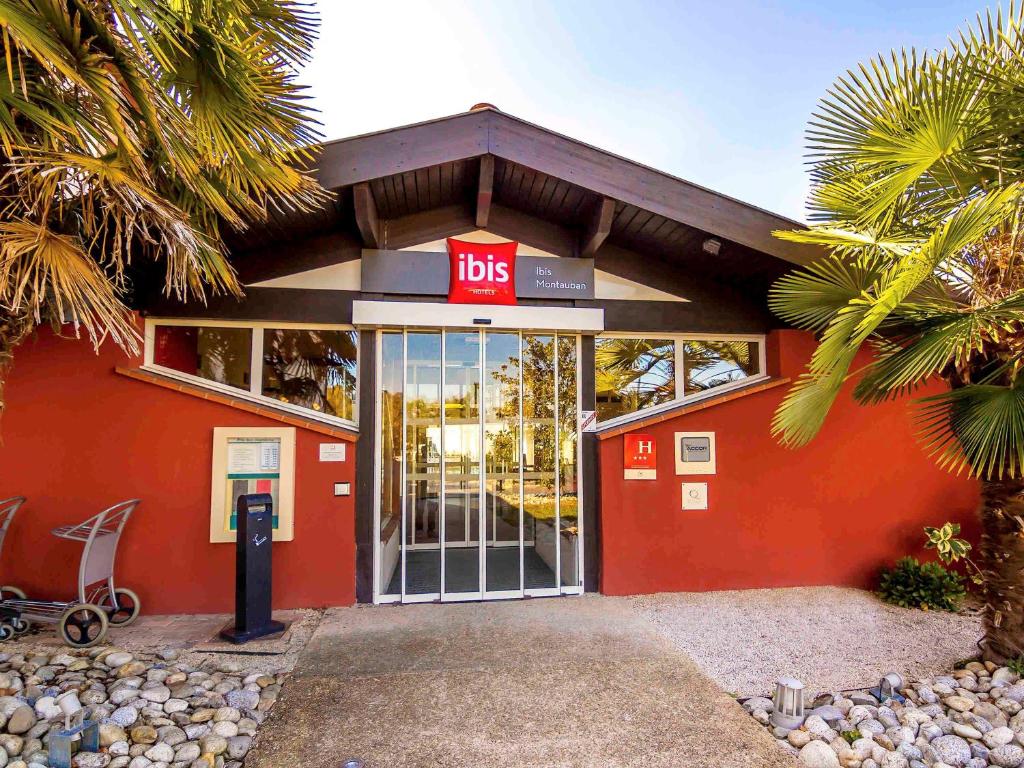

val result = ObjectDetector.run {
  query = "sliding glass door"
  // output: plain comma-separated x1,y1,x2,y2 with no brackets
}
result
375,328,582,603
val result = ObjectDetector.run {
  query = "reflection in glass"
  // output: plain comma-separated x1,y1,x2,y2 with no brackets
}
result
405,332,441,595
379,333,403,596
557,336,579,588
443,331,481,594
683,340,759,393
153,325,252,390
594,337,675,422
378,329,582,601
522,335,558,589
262,329,357,419
484,332,521,592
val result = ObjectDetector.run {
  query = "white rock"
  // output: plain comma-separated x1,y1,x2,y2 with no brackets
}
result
879,752,908,768
142,743,173,763
987,727,1016,748
104,652,134,668
992,744,1024,768
799,740,840,768
789,730,812,748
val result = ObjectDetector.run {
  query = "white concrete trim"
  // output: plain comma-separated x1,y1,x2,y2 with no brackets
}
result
352,300,604,331
247,259,361,290
594,270,688,302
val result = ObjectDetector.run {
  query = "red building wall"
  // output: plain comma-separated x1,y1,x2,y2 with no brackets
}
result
0,325,980,613
0,326,356,615
598,329,980,595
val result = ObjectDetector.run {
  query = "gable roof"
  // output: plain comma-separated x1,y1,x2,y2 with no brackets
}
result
229,106,821,290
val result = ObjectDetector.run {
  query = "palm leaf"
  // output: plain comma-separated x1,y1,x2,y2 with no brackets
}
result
917,381,1024,479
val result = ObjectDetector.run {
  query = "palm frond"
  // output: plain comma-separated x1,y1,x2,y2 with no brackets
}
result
917,381,1024,479
855,292,1024,403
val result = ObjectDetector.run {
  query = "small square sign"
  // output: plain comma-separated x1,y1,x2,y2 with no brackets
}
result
581,410,597,433
674,431,716,475
319,443,346,462
682,482,708,510
624,433,657,480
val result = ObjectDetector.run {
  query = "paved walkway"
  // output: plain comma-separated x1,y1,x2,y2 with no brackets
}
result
245,595,796,768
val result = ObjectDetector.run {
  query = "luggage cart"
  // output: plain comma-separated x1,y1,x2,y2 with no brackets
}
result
0,497,29,639
2,499,142,647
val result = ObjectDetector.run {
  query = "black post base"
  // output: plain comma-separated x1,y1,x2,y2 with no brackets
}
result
219,619,287,645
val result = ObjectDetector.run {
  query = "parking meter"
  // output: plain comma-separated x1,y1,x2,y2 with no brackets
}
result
220,493,286,643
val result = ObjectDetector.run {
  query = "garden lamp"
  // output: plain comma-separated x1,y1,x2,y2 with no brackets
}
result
771,677,806,730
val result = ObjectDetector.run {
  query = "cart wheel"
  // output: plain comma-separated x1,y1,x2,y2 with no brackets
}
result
0,623,13,641
103,587,141,627
0,585,25,602
10,617,29,636
58,604,108,648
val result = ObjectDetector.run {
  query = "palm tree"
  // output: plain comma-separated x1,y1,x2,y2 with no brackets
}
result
770,6,1024,662
0,0,323,414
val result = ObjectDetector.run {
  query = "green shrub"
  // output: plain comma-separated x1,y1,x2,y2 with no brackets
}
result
878,556,966,611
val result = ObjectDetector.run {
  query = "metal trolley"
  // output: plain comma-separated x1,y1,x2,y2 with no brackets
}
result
0,497,29,639
1,499,142,647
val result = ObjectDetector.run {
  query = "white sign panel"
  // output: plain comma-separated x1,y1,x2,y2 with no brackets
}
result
319,443,347,462
674,431,716,475
682,482,708,511
227,439,280,474
581,410,597,433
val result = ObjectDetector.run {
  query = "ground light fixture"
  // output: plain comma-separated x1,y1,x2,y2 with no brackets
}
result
340,760,366,768
49,690,101,768
870,672,906,704
770,676,806,730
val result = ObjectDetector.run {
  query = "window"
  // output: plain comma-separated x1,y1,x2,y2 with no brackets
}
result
595,335,764,424
153,325,252,390
595,338,676,422
683,340,760,392
146,321,358,426
262,329,357,420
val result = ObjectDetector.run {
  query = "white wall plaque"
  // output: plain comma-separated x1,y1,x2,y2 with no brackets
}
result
581,411,597,433
319,443,347,462
682,483,708,511
674,431,716,475
211,427,295,543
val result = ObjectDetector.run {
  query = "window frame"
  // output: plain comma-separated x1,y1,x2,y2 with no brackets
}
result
594,331,768,431
143,317,359,429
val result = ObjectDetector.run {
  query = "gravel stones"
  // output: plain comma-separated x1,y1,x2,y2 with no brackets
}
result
750,663,1024,768
0,647,284,768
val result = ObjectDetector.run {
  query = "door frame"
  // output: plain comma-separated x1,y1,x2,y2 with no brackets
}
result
371,327,585,604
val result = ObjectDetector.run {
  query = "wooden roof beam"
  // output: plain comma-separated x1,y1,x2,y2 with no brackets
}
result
476,154,495,228
352,182,380,248
580,196,615,257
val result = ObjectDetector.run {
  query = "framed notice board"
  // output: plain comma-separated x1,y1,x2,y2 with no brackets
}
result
210,427,296,543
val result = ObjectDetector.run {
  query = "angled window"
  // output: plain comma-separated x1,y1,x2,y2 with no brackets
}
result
595,337,676,422
146,320,358,428
683,340,760,393
152,326,252,390
261,329,358,421
595,334,765,425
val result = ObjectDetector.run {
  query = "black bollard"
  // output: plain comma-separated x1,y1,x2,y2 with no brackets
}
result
220,493,286,643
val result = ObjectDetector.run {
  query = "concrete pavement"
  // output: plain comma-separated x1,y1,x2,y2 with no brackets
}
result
245,595,797,768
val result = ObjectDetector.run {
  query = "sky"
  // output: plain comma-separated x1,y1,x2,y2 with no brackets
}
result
301,1,983,223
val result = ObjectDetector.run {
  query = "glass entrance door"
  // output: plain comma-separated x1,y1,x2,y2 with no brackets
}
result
375,328,581,603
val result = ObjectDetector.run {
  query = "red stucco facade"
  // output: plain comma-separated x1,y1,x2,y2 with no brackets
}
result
598,329,980,595
0,326,979,613
0,327,356,615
